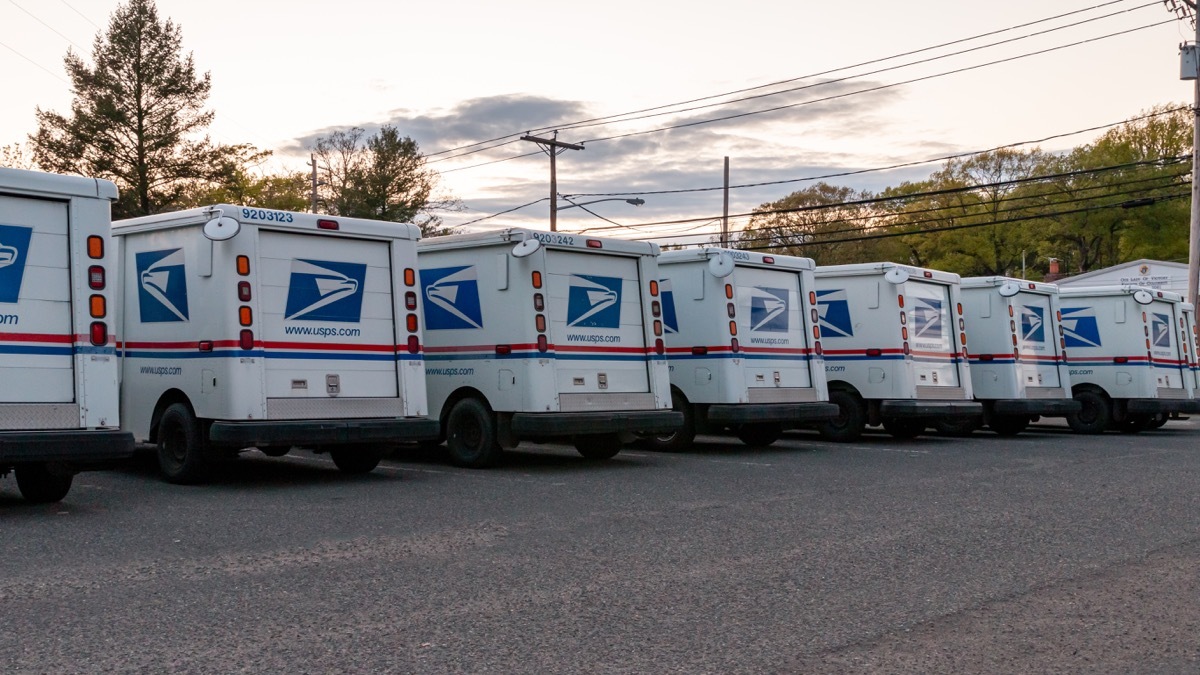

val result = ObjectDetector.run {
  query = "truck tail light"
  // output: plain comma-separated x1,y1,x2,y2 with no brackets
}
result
652,300,661,317
901,327,908,340
654,320,662,336
239,330,255,350
809,291,816,305
866,348,882,357
586,239,602,249
728,321,737,336
811,308,818,323
407,335,420,354
534,293,544,311
649,280,659,296
88,265,105,289
956,303,963,315
537,335,548,352
406,314,419,333
960,332,967,346
814,341,822,356
317,219,339,230
90,321,107,346
903,342,911,355
692,346,708,355
404,268,416,286
532,271,543,289
535,315,546,332
1114,356,1129,364
87,236,104,259
238,281,252,302
1011,334,1018,347
198,340,213,352
731,338,740,353
923,271,933,278
239,306,253,326
725,284,733,299
405,291,417,310
726,303,736,319
89,295,106,318
236,255,251,276
897,294,905,308
655,338,665,355
496,345,512,355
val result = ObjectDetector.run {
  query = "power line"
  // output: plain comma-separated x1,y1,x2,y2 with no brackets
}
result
423,0,1143,162
8,0,88,52
456,197,549,227
59,0,100,29
0,37,68,84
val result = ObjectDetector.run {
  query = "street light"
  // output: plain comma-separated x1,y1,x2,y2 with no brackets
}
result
557,197,645,210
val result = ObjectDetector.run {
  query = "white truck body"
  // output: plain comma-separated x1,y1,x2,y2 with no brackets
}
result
417,228,679,466
0,168,133,502
955,277,1079,434
1058,285,1200,433
813,262,980,440
113,205,438,482
651,247,836,449
1180,302,1200,396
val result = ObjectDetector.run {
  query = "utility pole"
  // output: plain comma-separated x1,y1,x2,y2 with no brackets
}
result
521,133,584,232
309,153,319,213
722,157,730,246
1170,0,1200,307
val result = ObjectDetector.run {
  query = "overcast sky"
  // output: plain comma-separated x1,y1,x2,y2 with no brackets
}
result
0,0,1193,244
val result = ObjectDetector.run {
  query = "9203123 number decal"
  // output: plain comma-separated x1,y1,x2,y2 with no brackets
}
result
241,208,295,223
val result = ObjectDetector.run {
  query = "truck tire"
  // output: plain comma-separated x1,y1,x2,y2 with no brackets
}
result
14,463,73,504
883,418,925,439
575,433,623,460
644,391,695,452
445,398,502,468
330,446,382,474
257,446,291,457
735,423,782,447
1067,391,1110,435
157,403,211,484
1115,414,1153,434
988,415,1029,437
818,390,866,442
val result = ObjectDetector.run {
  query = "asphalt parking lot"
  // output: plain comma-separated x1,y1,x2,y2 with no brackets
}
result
3,420,1199,673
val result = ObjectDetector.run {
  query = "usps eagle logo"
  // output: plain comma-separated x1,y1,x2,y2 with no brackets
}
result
421,265,483,330
1020,305,1045,343
816,289,854,338
284,259,367,323
136,248,190,322
0,224,33,304
1152,313,1171,348
749,287,789,333
659,278,679,334
567,274,623,329
1060,306,1102,348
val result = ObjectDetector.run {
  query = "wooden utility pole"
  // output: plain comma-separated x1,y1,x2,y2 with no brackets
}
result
309,154,319,213
722,156,730,246
521,133,584,232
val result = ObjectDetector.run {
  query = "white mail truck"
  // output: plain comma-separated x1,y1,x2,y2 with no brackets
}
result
646,247,837,450
417,228,680,467
813,262,981,440
936,277,1079,435
0,168,133,503
114,205,439,483
1058,286,1200,433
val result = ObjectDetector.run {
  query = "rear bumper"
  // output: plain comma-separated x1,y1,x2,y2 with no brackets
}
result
879,400,982,417
209,417,441,446
511,410,682,437
991,399,1081,416
0,429,134,467
1125,399,1200,414
705,402,840,425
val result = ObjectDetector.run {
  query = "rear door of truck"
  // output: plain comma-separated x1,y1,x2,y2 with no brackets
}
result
1015,292,1062,389
1148,299,1187,393
736,266,813,392
0,193,75,407
545,250,650,394
258,230,401,414
905,280,961,390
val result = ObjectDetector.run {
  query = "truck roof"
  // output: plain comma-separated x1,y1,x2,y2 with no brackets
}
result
658,246,815,271
960,276,1059,295
814,261,960,284
113,204,422,240
1058,285,1183,302
417,226,660,256
0,167,118,201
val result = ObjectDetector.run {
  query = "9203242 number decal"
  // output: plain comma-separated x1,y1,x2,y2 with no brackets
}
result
241,208,295,223
532,232,575,246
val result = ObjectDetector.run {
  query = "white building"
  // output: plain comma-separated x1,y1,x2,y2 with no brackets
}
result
1054,259,1187,295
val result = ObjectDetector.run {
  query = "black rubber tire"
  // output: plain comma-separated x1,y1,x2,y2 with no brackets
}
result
988,414,1029,437
644,391,696,452
574,433,623,460
1150,413,1170,429
14,463,73,504
330,446,382,474
1115,414,1153,434
257,446,291,457
735,423,783,447
445,398,502,468
935,417,980,437
883,418,925,439
818,390,866,442
1067,391,1110,435
157,403,211,484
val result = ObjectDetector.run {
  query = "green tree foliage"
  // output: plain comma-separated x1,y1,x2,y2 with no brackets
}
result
30,0,245,218
742,104,1191,278
0,143,36,170
312,125,460,237
737,182,908,264
178,146,309,211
